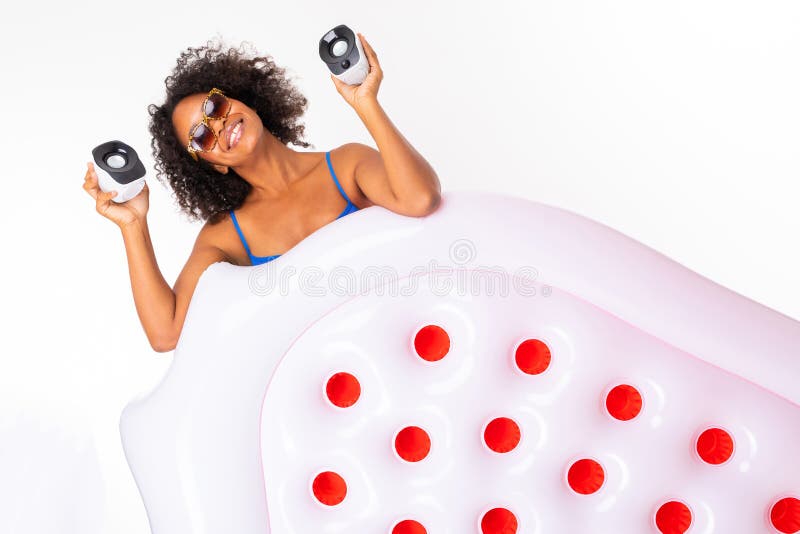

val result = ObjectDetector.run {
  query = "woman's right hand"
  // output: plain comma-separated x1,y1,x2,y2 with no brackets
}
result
83,162,150,227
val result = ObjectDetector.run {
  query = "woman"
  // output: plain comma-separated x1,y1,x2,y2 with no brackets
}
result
82,35,441,353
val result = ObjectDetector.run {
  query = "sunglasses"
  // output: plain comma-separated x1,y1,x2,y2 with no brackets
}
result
186,87,232,161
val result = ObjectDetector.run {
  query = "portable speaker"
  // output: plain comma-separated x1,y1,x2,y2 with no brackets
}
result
91,140,146,203
319,24,369,86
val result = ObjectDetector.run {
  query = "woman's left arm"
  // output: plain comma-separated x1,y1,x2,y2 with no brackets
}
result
330,33,441,216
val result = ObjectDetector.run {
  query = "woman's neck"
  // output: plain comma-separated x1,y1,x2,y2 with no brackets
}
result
233,133,311,201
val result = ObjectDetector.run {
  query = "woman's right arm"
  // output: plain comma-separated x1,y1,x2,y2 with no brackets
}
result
120,219,227,352
84,163,228,353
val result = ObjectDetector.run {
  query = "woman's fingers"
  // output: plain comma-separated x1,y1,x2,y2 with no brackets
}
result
358,34,382,75
91,163,115,206
84,162,106,200
97,189,116,204
95,189,118,215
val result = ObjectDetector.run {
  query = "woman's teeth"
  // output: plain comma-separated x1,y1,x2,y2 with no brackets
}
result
230,121,243,148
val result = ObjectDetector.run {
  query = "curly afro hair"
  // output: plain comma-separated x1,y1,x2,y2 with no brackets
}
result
148,37,313,224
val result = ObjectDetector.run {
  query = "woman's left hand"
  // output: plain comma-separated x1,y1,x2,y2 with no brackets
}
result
330,33,383,111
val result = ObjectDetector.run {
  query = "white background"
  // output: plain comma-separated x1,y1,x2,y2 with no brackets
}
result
0,1,797,533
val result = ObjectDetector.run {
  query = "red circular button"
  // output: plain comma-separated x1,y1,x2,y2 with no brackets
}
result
655,501,692,534
484,417,521,453
696,427,734,465
514,339,551,375
395,426,431,462
325,372,361,408
392,519,427,534
414,325,450,362
605,384,643,421
480,507,517,534
567,458,604,495
771,497,800,534
312,471,346,506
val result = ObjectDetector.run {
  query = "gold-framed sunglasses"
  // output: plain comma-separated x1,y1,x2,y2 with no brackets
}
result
186,87,232,161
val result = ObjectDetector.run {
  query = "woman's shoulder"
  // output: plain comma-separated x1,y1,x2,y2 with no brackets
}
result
197,211,243,266
331,143,364,172
329,143,372,208
203,209,235,237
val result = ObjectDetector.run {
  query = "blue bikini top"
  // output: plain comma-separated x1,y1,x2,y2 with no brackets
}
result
229,150,359,265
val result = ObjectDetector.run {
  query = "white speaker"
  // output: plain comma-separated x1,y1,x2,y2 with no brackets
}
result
318,24,369,86
91,140,146,203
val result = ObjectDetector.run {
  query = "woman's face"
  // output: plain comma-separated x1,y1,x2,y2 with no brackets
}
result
171,91,263,168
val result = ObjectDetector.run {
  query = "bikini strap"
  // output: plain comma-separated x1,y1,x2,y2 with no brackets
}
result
326,151,355,207
229,209,254,259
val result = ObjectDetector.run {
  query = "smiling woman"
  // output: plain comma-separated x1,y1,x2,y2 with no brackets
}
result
82,36,441,353
149,40,318,222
